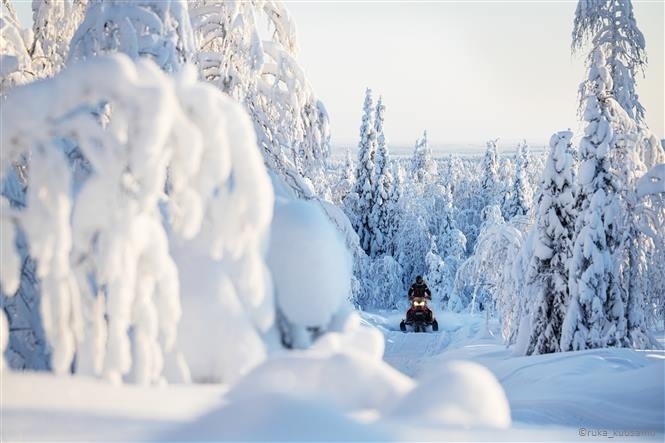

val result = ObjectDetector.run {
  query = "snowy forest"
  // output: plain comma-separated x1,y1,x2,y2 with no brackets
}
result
1,0,664,441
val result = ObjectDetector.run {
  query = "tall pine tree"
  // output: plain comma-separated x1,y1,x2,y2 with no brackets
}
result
369,96,398,257
525,131,577,355
348,88,377,256
481,139,500,209
503,140,533,220
562,48,625,351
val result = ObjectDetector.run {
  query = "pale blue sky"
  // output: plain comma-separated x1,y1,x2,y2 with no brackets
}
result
13,1,664,148
285,1,664,147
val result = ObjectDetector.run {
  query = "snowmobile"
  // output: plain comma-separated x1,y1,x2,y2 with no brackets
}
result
399,296,438,333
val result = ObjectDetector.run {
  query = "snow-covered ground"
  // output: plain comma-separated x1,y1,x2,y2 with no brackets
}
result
373,311,665,440
2,311,663,442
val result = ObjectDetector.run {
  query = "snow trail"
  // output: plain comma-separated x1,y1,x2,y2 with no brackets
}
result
383,330,450,377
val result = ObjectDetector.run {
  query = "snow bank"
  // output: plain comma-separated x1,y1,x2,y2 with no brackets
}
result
267,198,352,328
487,348,665,431
229,349,413,413
314,311,386,360
225,309,410,412
168,392,388,442
1,371,226,441
389,360,511,429
169,245,268,384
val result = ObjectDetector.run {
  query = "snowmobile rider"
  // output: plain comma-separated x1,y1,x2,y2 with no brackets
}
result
408,276,432,301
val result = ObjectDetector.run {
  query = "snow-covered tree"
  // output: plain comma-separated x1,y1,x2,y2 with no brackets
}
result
573,0,646,123
330,148,355,206
394,177,431,288
347,88,377,256
189,0,262,101
69,0,195,73
562,48,627,351
369,97,398,257
1,0,34,93
524,131,577,355
366,255,404,309
411,130,437,185
563,0,660,351
634,165,665,331
425,238,447,307
30,0,87,77
573,0,665,169
386,158,405,247
481,139,501,208
0,54,276,384
343,147,356,188
503,140,533,220
189,0,330,199
452,205,524,318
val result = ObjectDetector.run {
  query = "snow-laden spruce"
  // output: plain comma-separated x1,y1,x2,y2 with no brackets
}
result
562,47,627,351
561,0,661,351
369,96,399,257
524,131,577,355
573,0,647,124
411,130,437,185
503,140,533,221
424,238,448,306
452,206,526,322
346,88,377,257
189,0,331,199
481,139,501,208
0,54,276,384
69,0,195,73
394,184,431,290
0,2,33,93
30,0,87,77
330,148,356,207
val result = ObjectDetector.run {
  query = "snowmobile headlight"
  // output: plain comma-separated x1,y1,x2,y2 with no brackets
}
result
414,300,425,307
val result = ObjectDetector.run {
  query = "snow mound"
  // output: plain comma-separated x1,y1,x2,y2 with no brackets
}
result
389,360,511,429
488,348,665,430
168,392,388,442
313,312,386,360
267,198,351,327
229,347,414,413
169,248,267,384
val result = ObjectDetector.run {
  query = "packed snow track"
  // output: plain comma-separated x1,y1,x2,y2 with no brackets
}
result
383,330,451,377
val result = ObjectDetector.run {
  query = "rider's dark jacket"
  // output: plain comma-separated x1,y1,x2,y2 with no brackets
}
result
408,282,432,300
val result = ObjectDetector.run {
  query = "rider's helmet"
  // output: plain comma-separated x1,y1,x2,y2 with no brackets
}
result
415,275,423,284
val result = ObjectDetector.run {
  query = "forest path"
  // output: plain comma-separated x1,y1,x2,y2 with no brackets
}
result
364,310,489,378
382,330,450,378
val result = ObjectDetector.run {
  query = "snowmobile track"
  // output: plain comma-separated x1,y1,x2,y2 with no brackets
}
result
382,330,451,378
